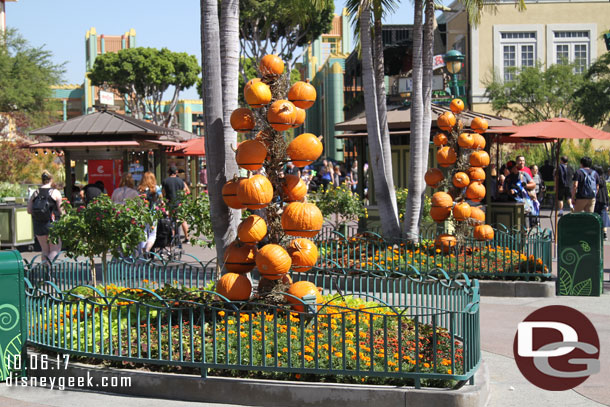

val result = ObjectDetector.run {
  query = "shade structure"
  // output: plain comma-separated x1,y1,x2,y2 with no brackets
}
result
173,137,205,156
497,117,610,143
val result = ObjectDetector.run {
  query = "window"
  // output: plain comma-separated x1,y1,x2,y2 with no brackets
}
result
552,30,590,73
499,31,537,82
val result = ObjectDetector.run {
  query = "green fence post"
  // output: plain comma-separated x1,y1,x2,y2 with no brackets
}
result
0,250,27,381
557,213,604,296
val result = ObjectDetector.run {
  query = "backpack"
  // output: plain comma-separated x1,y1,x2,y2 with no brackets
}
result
579,168,597,199
559,164,569,187
31,188,54,222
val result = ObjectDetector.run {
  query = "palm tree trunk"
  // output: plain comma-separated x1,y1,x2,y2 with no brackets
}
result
359,2,401,240
404,0,424,242
419,0,434,227
202,0,239,262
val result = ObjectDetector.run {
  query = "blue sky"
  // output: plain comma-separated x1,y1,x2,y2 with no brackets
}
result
6,0,416,100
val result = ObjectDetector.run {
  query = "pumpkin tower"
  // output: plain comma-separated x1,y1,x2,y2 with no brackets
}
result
219,55,323,301
427,99,494,252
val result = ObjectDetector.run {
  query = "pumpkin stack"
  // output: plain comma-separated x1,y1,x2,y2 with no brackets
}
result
428,99,495,251
218,54,324,307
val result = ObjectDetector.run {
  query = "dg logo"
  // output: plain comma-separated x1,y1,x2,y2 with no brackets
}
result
513,305,600,391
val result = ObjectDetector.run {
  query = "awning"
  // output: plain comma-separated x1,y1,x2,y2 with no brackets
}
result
29,141,140,148
172,137,206,156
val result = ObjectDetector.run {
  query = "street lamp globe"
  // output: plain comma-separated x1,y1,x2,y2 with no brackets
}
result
444,49,464,74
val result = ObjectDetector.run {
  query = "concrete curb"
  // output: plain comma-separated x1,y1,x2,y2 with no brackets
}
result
478,280,555,297
26,352,490,407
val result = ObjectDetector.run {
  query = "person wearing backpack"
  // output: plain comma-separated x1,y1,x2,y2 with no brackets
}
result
572,156,600,213
27,170,63,263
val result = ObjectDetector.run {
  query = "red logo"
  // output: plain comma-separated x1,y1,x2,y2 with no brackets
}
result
513,305,600,391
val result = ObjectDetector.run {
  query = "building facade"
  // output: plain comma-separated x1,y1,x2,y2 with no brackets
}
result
440,0,610,115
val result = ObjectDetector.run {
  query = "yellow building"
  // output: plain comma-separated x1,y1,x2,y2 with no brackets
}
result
440,0,610,116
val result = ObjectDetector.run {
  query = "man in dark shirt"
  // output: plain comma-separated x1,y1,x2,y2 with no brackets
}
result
572,156,600,213
539,160,554,182
162,166,191,242
82,181,105,206
556,156,574,215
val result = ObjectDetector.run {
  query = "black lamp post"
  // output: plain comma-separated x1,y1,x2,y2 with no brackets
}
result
444,50,465,98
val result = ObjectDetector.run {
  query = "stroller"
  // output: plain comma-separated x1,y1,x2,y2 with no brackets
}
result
151,215,183,261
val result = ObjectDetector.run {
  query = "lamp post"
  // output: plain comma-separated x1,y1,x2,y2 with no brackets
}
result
444,49,465,98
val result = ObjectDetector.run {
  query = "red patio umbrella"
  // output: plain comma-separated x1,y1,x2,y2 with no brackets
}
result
173,137,206,156
497,118,610,241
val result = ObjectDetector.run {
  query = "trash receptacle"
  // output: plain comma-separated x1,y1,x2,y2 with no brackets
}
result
0,250,26,381
557,213,604,296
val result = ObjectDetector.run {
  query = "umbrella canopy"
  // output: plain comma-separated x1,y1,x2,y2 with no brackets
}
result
174,137,205,156
497,117,610,143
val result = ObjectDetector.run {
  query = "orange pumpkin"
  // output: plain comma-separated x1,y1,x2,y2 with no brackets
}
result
287,80,317,109
281,202,323,238
244,80,272,108
452,202,472,221
255,244,292,280
291,107,306,128
472,133,486,150
230,108,255,132
467,167,486,182
244,78,261,90
287,133,323,167
474,224,494,241
437,111,457,132
267,100,297,131
450,98,465,114
237,215,268,244
434,234,457,254
452,172,470,189
288,238,318,272
437,146,457,167
433,133,448,147
282,174,307,202
425,168,444,188
222,178,246,209
471,117,488,134
457,133,475,149
286,281,323,312
259,54,284,76
469,151,490,168
465,182,486,202
470,206,486,224
237,174,273,209
430,192,453,222
216,273,252,301
236,139,267,170
223,241,257,273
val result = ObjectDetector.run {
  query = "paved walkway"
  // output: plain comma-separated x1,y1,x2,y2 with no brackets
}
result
5,228,610,407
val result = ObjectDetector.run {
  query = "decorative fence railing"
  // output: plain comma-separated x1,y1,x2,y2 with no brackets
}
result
315,226,552,280
23,256,480,389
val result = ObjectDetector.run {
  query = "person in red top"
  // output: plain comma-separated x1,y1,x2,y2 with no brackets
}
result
516,155,533,178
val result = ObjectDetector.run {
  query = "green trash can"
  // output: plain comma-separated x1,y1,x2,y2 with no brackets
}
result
0,250,26,381
557,213,604,296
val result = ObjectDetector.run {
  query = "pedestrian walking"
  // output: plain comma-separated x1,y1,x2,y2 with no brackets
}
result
27,170,63,263
572,156,600,213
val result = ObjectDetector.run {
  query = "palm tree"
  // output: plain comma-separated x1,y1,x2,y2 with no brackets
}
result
358,0,401,239
346,0,400,239
404,0,527,242
201,0,241,262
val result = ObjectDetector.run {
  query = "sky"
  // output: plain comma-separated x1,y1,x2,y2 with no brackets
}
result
6,0,417,101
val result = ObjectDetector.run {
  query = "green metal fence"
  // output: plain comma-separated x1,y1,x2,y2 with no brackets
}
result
24,257,480,389
315,226,552,280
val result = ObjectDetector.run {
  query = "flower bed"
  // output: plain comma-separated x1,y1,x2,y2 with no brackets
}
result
316,232,551,281
25,270,479,389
